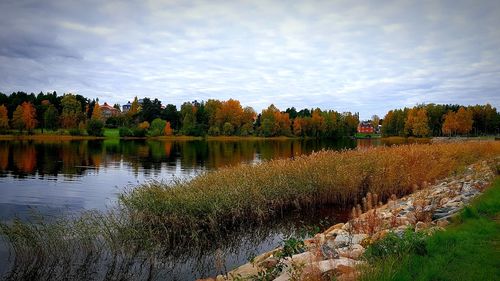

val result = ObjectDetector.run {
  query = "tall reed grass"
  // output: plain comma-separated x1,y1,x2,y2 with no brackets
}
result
119,141,500,242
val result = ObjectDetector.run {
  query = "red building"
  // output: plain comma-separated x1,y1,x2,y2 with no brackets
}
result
357,121,374,133
100,102,120,119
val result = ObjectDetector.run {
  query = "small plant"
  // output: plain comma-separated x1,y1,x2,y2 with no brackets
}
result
363,228,427,262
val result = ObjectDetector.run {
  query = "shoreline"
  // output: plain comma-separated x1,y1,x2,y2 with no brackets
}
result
210,158,499,281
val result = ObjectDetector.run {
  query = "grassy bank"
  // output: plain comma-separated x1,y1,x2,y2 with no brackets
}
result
119,141,500,242
360,176,500,281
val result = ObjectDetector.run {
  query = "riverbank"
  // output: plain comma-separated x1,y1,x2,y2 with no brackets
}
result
120,142,499,246
212,157,499,281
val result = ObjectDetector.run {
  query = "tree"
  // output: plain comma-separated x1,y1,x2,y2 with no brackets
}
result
164,121,173,136
128,96,140,117
260,104,279,137
43,105,59,131
91,102,102,120
293,117,303,136
86,119,104,136
12,105,24,131
442,110,458,136
371,115,380,130
404,107,429,137
161,104,181,130
149,118,166,137
140,98,162,123
0,105,9,131
455,107,473,135
61,94,82,129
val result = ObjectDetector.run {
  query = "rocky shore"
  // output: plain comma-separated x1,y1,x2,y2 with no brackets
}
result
204,158,498,281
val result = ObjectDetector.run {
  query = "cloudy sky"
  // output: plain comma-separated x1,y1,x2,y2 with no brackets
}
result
0,0,499,119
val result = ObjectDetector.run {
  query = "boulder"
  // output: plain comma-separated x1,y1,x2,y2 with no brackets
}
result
337,244,365,260
415,221,429,232
334,234,368,246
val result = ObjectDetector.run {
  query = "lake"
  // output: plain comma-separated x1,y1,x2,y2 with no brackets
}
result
0,138,413,280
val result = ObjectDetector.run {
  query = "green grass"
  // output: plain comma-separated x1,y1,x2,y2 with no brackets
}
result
360,177,500,281
103,128,120,138
355,133,381,138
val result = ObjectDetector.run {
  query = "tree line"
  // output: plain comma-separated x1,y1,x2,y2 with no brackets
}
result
1,91,498,138
0,91,359,137
381,104,499,137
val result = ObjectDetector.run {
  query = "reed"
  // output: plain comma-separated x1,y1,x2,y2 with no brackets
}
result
119,141,500,242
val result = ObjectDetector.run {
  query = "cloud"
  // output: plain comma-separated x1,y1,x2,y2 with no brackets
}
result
0,0,499,119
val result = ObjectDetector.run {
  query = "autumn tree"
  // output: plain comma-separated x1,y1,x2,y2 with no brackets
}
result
293,117,303,136
12,105,24,131
164,121,173,136
22,102,37,132
61,94,82,128
442,111,458,136
91,102,102,120
404,107,429,137
0,105,9,131
455,107,473,135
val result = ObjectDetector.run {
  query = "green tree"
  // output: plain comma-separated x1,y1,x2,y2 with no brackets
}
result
12,105,24,131
61,94,82,129
43,105,59,131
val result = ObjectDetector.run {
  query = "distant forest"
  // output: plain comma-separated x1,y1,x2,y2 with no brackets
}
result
0,91,498,137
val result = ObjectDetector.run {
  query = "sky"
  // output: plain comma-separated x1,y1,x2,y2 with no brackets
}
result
0,0,499,120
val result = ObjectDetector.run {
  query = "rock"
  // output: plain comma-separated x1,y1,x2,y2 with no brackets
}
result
314,233,326,245
334,234,368,246
439,197,449,206
415,221,429,232
259,257,279,269
289,251,316,265
436,219,449,227
337,244,365,260
371,229,389,242
325,223,345,234
227,262,260,278
321,244,339,259
316,258,360,273
335,264,356,275
216,275,225,281
252,247,281,264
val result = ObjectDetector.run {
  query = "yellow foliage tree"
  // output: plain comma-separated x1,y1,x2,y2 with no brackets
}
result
405,107,429,137
91,102,102,120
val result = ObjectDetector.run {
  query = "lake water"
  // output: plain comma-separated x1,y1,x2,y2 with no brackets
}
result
0,138,406,280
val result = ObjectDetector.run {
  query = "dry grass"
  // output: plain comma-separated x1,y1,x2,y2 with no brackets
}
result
119,141,500,242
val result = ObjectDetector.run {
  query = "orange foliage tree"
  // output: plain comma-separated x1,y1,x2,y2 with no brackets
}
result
442,107,473,136
0,105,9,130
164,121,173,136
22,102,37,132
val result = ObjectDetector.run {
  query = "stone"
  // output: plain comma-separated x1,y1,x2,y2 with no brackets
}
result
216,275,225,281
436,219,449,227
289,251,316,265
321,244,339,259
259,257,279,269
439,197,449,206
415,221,429,232
337,244,365,260
316,258,360,273
324,223,345,234
334,234,368,246
227,262,260,278
252,247,281,264
371,229,389,242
